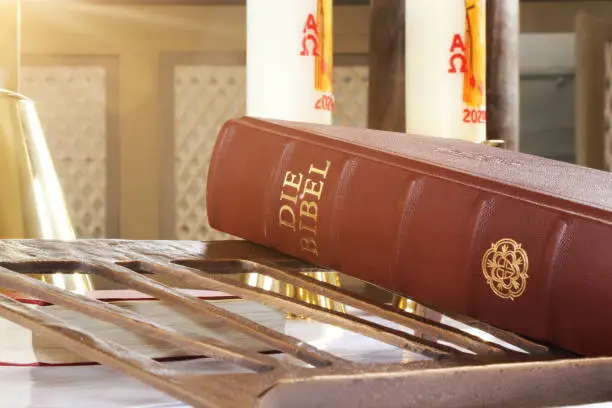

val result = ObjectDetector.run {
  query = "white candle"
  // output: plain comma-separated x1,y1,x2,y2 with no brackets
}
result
405,0,486,142
246,0,334,124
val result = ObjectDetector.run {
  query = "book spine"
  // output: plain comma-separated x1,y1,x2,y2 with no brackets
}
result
206,118,612,357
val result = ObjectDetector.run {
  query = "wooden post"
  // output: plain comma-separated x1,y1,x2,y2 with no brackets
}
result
367,0,405,132
486,0,520,151
0,0,20,92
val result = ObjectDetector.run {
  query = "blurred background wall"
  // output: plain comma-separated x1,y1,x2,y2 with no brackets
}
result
0,0,607,240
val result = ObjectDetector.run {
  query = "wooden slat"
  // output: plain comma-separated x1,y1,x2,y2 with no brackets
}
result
244,262,515,356
140,262,465,359
91,262,346,368
0,266,277,372
0,292,229,408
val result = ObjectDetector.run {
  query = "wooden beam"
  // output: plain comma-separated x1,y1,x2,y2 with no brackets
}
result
486,0,520,151
575,11,612,170
367,0,405,132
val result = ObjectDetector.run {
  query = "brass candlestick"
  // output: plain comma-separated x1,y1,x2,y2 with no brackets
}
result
0,90,94,293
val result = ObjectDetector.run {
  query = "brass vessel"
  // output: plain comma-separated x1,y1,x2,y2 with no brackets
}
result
0,89,93,293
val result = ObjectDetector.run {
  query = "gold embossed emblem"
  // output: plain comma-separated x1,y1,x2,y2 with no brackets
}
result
482,238,529,300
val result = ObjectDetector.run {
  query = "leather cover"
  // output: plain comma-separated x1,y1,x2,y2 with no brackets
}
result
207,116,612,357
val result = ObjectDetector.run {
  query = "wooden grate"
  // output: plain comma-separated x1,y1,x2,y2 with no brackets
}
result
0,239,610,408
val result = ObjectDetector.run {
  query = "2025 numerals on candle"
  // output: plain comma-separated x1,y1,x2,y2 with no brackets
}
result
463,108,486,124
315,95,334,111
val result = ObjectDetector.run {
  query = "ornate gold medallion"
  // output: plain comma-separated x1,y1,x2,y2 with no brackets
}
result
482,238,529,300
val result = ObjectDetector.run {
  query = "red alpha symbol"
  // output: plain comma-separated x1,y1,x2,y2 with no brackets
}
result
448,34,467,73
299,1,334,111
300,13,320,56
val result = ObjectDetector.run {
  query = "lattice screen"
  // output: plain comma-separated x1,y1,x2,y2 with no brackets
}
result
333,66,369,128
605,42,612,172
173,63,369,240
173,65,246,240
21,66,108,238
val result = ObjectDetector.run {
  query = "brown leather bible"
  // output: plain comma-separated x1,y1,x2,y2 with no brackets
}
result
206,116,612,358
